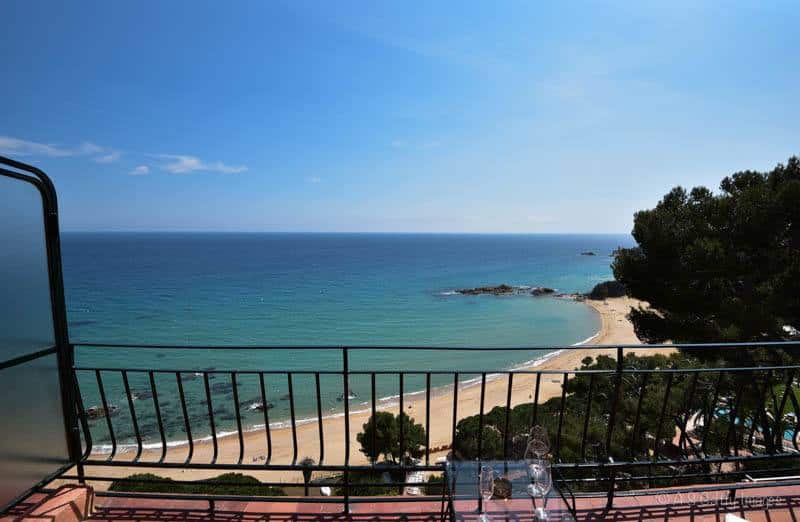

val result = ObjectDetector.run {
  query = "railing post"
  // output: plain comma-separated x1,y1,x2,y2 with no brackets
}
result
68,362,84,484
43,192,81,482
605,470,616,511
342,347,350,514
604,346,624,510
477,373,486,460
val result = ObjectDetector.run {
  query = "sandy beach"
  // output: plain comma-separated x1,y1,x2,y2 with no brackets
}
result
83,296,675,487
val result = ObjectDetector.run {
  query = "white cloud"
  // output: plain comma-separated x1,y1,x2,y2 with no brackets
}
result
0,135,75,157
0,136,119,163
153,154,248,174
79,142,104,155
0,136,246,176
307,176,322,183
94,151,122,163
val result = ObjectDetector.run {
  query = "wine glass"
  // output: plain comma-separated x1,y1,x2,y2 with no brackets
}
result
524,425,550,498
528,459,552,521
479,465,494,522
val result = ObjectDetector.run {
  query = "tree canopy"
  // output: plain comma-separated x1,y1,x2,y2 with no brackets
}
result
613,156,800,348
356,411,426,464
451,353,790,490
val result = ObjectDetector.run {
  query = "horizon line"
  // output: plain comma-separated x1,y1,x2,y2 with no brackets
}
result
61,229,632,235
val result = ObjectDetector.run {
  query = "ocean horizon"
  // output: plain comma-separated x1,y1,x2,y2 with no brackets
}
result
65,232,634,447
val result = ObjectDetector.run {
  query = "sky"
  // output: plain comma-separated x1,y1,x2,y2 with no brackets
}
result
1,1,798,233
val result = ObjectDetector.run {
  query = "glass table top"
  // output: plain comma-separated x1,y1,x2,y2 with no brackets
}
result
444,460,576,521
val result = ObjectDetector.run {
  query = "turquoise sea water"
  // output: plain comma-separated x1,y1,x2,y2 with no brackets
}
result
63,232,633,447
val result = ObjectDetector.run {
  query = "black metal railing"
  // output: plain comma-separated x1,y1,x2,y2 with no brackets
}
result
67,342,800,513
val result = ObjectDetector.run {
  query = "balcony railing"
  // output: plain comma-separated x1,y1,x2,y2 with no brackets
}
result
66,341,800,513
4,156,798,518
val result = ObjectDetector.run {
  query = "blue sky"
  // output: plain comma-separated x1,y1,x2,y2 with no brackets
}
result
1,1,798,233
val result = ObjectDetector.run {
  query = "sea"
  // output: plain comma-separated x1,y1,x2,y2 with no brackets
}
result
62,232,634,449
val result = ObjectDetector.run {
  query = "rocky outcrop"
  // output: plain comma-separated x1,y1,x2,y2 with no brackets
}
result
581,251,597,256
337,392,358,402
211,381,236,394
86,405,119,419
240,398,274,411
587,280,626,300
455,284,556,296
131,390,152,401
456,284,516,295
452,282,629,302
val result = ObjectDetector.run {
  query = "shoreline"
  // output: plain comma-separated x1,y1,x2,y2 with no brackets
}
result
83,296,675,486
90,317,602,455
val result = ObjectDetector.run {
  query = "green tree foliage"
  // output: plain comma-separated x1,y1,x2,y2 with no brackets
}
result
451,354,794,489
454,354,705,461
332,469,404,496
423,474,444,496
109,472,285,496
612,156,800,352
356,411,426,464
452,416,505,460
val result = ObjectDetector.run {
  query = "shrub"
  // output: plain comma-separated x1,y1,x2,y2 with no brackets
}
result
109,472,285,496
333,469,403,496
423,474,444,496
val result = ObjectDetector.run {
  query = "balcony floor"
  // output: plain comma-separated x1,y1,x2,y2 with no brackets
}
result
87,484,800,522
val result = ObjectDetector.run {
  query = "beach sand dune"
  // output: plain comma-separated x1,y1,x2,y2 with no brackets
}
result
81,296,674,487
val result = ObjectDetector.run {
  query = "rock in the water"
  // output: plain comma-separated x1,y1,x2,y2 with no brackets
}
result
581,251,597,256
454,284,559,297
241,398,274,411
587,280,626,300
211,381,234,393
456,284,516,295
86,404,119,419
131,390,152,401
337,391,358,402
